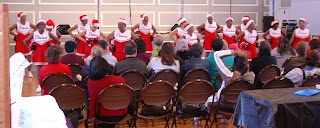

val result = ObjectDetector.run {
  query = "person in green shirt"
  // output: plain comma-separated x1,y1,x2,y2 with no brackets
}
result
150,35,163,59
205,38,234,91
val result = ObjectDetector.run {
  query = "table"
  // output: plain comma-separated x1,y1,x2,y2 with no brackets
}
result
232,87,320,128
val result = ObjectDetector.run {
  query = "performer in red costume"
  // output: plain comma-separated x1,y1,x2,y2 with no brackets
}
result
290,18,310,49
236,20,259,60
182,23,200,48
106,18,139,61
9,12,37,78
131,14,157,54
196,14,220,56
215,17,238,46
263,20,287,49
169,18,188,43
67,15,89,57
46,19,61,45
76,19,106,58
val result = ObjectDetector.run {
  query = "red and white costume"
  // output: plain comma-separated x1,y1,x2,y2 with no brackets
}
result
223,25,236,45
239,16,250,45
293,28,310,49
203,14,218,52
183,23,198,48
31,30,50,65
16,21,31,55
46,19,58,45
240,20,257,59
76,15,89,56
176,18,187,39
84,27,100,58
113,29,132,61
269,28,282,49
138,14,153,53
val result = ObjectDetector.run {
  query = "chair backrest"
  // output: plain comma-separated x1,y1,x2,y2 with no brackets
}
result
178,79,214,104
182,68,211,84
41,72,74,93
258,65,281,84
149,69,179,86
282,58,291,68
139,80,175,106
96,84,134,110
120,70,147,91
49,84,87,110
262,76,294,89
68,64,82,81
219,79,254,111
214,74,222,87
300,75,320,87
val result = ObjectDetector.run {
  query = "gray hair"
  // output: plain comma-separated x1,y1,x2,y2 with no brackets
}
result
175,38,189,52
153,35,163,46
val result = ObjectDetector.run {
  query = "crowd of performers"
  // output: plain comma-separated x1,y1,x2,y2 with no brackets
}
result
10,12,310,77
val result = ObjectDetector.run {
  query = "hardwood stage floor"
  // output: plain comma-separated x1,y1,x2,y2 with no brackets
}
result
22,72,237,128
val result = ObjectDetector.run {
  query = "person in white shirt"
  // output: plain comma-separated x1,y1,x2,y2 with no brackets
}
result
285,51,320,87
148,42,180,74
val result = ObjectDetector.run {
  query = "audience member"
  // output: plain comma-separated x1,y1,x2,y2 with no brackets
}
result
205,38,234,90
285,51,320,87
250,41,277,89
85,40,117,67
81,45,105,81
283,41,307,74
271,38,296,66
175,39,190,63
39,45,72,95
61,40,84,66
87,56,128,127
151,35,163,59
113,41,148,75
309,39,320,57
182,43,209,76
135,38,150,64
148,42,180,74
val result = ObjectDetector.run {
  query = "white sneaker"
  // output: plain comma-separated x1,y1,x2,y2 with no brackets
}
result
27,71,33,78
35,85,41,93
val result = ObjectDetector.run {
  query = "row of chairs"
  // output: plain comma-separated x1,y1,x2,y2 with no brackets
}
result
48,78,255,128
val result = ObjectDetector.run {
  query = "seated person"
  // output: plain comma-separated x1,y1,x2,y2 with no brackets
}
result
182,43,209,76
271,38,296,66
205,38,234,90
148,42,180,74
39,45,72,95
135,39,150,64
285,51,320,87
61,40,84,66
151,35,163,59
87,56,128,127
81,45,105,81
250,41,277,89
309,39,320,57
85,40,117,67
175,39,190,63
113,41,148,75
283,41,307,74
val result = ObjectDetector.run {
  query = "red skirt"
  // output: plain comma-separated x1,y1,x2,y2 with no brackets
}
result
15,33,31,55
203,31,217,51
223,35,236,45
112,40,130,61
292,37,309,49
84,43,96,59
140,33,153,53
31,44,48,65
270,37,281,49
113,51,126,61
245,42,257,59
76,35,86,56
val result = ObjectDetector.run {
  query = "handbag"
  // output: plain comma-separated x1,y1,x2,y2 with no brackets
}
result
177,97,208,118
139,100,172,116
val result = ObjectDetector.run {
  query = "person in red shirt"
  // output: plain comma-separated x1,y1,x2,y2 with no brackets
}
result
39,45,72,95
87,56,128,127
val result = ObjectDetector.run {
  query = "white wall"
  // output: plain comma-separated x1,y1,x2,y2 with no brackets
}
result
276,0,320,36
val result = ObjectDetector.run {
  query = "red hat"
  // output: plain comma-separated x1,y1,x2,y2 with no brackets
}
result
226,16,234,22
17,12,26,20
80,15,88,21
92,19,99,27
271,20,279,26
184,23,194,31
299,18,309,27
207,13,214,18
118,18,127,24
140,14,148,20
177,17,187,26
46,19,55,29
36,19,46,26
242,15,250,22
